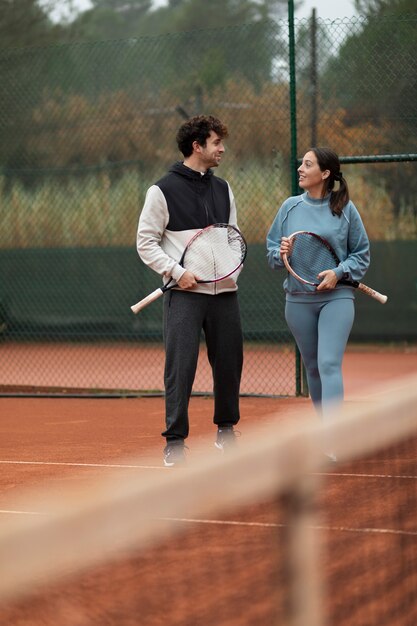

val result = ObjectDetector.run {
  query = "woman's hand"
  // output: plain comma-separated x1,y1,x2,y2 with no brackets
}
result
279,236,292,258
316,269,338,290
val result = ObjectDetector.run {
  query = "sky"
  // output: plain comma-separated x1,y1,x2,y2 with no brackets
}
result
295,0,356,20
51,0,358,24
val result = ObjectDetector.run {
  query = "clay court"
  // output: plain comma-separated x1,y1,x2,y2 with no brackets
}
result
0,345,416,625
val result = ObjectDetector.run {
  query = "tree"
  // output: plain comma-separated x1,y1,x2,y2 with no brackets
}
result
0,0,63,48
162,0,287,32
66,0,289,39
320,0,416,221
60,0,289,99
66,0,152,40
353,0,415,15
0,0,70,170
321,0,415,146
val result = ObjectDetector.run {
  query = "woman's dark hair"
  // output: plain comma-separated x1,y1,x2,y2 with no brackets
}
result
176,115,228,157
310,147,350,216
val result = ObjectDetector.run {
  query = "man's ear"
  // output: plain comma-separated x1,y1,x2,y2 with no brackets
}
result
192,140,202,153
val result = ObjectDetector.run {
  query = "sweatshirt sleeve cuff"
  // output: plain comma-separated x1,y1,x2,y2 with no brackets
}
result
334,265,347,280
171,265,186,282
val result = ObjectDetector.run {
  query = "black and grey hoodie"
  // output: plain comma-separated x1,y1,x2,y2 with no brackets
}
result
136,161,241,294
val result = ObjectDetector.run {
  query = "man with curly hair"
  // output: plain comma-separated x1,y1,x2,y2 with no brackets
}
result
137,115,244,466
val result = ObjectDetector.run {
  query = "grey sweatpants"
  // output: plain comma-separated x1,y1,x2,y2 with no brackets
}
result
285,298,355,419
162,290,243,441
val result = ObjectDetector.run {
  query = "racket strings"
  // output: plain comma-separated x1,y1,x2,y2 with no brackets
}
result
184,226,246,281
290,234,337,283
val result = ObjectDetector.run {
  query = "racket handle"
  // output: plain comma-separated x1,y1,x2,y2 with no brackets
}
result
357,283,388,304
130,288,164,314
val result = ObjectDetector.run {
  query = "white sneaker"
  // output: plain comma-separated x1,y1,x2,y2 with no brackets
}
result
214,427,239,452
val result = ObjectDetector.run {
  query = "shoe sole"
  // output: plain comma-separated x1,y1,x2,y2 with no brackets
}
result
214,442,237,452
163,455,186,467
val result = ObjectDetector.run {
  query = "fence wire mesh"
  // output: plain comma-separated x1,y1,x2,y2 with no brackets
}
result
0,15,416,395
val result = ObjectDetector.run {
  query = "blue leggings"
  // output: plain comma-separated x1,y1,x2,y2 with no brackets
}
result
285,298,355,419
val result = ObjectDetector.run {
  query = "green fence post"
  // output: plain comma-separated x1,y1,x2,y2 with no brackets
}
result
288,0,307,397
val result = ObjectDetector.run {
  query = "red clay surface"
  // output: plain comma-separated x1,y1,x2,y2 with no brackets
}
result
0,345,416,625
2,342,416,397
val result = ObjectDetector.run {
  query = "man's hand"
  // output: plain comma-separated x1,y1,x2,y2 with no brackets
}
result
177,270,198,290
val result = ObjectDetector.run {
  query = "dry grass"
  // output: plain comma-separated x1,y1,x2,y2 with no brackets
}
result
1,160,415,250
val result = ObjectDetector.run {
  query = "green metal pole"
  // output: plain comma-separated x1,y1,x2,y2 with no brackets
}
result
288,0,298,197
310,8,318,146
288,0,305,396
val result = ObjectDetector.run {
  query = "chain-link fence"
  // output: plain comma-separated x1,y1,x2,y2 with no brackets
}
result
1,14,416,395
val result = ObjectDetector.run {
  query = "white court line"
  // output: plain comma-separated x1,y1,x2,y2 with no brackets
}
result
316,472,417,480
0,460,165,470
1,461,416,480
1,511,415,537
0,510,45,516
161,517,417,537
1,464,416,533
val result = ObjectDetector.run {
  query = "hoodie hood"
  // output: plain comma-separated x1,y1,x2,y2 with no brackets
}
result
169,161,214,182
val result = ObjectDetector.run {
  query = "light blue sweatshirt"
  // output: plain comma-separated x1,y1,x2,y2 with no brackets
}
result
266,193,370,302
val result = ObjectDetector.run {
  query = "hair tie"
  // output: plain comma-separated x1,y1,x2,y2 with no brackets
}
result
337,171,343,181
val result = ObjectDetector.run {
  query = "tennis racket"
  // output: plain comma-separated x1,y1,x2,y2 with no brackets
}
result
282,231,387,304
131,223,247,314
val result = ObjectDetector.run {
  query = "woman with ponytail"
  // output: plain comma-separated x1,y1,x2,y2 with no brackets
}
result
266,148,370,459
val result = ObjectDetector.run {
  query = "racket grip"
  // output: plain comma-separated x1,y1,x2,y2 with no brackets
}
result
358,283,388,304
130,288,164,314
